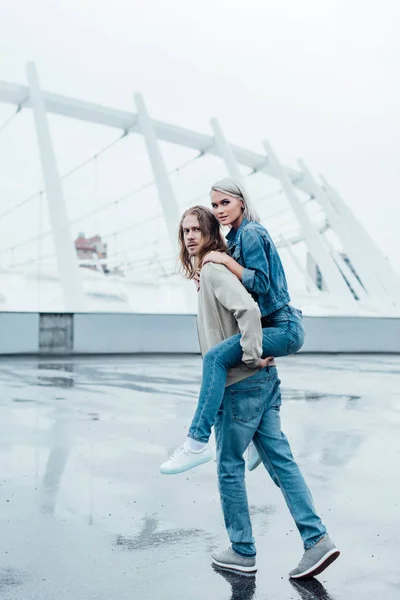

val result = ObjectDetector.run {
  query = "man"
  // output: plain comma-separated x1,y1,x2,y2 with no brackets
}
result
162,206,339,578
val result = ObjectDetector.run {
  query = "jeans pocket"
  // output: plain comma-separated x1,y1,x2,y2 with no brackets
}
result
287,321,305,354
231,385,264,423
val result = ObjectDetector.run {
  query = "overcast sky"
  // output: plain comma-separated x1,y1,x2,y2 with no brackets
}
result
0,0,399,273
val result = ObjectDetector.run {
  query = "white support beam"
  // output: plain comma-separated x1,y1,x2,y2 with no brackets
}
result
26,63,87,312
134,93,181,251
321,176,400,302
1,73,395,310
263,140,355,310
133,93,198,311
0,78,311,195
298,159,390,307
210,118,242,179
283,241,319,293
322,234,368,303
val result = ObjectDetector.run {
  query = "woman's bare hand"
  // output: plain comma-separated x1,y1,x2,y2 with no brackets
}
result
258,356,275,369
202,251,229,266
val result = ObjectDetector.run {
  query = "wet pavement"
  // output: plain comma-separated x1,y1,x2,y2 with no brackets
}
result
0,353,399,599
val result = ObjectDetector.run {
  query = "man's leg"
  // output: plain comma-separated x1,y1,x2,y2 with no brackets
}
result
252,370,326,548
214,369,272,564
253,369,340,577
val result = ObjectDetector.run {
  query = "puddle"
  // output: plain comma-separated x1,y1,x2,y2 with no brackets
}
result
0,567,27,590
114,516,204,550
282,389,360,402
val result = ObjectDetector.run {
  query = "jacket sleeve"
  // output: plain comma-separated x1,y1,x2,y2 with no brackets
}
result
240,227,270,295
204,264,263,368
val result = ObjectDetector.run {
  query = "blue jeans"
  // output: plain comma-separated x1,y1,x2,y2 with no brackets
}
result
214,367,326,556
189,305,304,443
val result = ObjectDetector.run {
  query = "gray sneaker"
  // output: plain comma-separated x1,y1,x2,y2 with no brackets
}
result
212,547,257,574
289,535,340,579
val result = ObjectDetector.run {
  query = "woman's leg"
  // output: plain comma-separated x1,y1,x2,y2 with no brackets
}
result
189,333,243,443
189,321,301,444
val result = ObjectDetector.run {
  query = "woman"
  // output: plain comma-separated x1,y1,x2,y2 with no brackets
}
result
161,177,304,475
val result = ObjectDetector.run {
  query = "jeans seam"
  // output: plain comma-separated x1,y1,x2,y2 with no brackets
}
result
191,336,239,440
257,440,298,521
232,545,256,558
304,533,326,550
256,438,325,549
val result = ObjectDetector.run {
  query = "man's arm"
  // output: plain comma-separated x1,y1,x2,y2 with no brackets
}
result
202,263,263,368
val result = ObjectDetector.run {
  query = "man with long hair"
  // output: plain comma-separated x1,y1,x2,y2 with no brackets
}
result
161,205,339,578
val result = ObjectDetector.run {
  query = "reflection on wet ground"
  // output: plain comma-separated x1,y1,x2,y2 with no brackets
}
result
0,353,399,599
115,516,205,550
210,568,337,600
282,389,360,402
0,568,26,591
289,578,336,600
213,567,257,600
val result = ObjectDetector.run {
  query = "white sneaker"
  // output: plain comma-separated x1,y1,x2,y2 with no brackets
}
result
160,444,213,475
246,443,262,472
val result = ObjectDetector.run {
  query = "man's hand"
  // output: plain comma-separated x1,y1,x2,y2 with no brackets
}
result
258,356,275,369
202,251,229,266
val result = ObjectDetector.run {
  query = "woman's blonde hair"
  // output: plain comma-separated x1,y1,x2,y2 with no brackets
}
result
211,177,260,222
178,205,227,279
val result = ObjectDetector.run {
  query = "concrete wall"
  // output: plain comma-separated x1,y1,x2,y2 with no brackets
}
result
0,312,39,354
1,311,400,354
303,316,400,352
73,313,198,354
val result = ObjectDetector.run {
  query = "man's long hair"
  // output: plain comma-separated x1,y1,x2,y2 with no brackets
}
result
178,206,227,279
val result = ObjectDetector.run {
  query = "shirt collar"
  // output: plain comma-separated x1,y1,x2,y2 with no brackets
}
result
226,217,249,245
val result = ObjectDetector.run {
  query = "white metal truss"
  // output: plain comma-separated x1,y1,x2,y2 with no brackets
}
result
0,62,399,313
262,140,356,310
26,63,87,312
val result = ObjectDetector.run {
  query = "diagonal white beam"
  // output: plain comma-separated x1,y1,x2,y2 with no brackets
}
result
282,240,319,293
298,159,390,306
322,175,400,302
134,93,181,250
322,234,368,302
210,118,242,179
263,140,355,310
26,63,87,312
133,92,199,311
0,78,308,193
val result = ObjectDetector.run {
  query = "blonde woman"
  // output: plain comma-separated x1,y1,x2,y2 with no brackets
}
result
162,178,304,475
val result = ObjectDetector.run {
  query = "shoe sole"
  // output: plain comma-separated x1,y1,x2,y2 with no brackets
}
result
160,454,213,475
290,548,340,579
212,557,257,574
212,564,256,578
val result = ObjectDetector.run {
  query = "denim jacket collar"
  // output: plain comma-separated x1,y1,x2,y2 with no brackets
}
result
226,217,249,248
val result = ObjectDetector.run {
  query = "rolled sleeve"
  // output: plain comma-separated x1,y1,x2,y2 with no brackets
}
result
242,351,261,369
242,267,255,292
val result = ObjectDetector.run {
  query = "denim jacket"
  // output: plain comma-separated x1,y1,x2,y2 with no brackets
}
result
226,218,290,317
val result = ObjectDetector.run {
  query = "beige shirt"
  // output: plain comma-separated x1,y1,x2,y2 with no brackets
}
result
197,262,263,387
